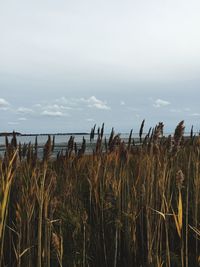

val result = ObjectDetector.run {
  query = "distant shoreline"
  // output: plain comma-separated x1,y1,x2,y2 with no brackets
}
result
0,132,90,137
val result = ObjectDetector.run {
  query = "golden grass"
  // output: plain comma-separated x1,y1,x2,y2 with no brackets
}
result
0,121,200,266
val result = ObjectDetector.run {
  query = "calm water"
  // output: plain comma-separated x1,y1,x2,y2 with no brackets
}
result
0,133,138,157
0,133,135,146
0,132,193,157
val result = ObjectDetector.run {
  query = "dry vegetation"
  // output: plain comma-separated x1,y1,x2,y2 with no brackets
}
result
0,121,200,267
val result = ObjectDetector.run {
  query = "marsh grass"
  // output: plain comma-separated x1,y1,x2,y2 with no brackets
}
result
0,121,200,266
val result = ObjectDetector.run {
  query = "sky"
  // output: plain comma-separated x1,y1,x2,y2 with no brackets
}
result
0,0,200,134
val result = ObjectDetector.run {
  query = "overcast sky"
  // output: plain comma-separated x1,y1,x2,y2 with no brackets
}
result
0,0,200,133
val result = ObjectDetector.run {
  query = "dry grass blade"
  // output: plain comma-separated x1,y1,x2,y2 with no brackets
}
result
189,225,200,237
178,190,183,233
149,207,166,220
172,190,183,238
0,149,18,266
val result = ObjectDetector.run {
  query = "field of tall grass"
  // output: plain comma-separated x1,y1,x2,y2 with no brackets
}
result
0,120,200,267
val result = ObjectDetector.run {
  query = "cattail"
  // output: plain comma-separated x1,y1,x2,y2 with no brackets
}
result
78,137,86,156
190,125,193,139
153,122,164,144
35,136,38,151
139,119,145,143
74,142,78,155
67,136,74,151
97,127,100,137
90,124,96,142
128,129,133,150
5,135,9,149
52,135,55,152
108,128,114,148
51,232,61,253
34,136,38,159
90,127,94,142
109,134,121,152
100,123,104,139
104,137,108,153
43,135,52,162
147,127,152,139
176,170,184,190
95,135,102,154
143,128,151,145
11,131,17,148
174,121,185,148
81,137,86,154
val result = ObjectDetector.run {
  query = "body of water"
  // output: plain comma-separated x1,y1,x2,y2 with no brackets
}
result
0,133,137,157
0,133,134,146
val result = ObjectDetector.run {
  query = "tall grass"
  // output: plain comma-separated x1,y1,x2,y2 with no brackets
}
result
0,121,200,266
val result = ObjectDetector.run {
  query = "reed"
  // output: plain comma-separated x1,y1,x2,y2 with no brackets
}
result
1,121,200,266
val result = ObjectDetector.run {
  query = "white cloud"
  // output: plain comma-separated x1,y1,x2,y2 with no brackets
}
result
153,99,170,108
0,98,10,110
17,107,34,114
86,96,111,110
56,96,111,110
45,104,72,111
39,103,72,117
120,101,125,105
0,98,9,106
55,97,79,107
55,97,83,110
41,110,64,117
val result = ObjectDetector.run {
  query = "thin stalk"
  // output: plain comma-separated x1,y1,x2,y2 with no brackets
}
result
37,164,47,267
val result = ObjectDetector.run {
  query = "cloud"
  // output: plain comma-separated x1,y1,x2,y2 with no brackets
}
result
55,97,83,110
45,104,73,111
86,96,111,110
120,101,125,106
55,97,79,108
32,96,110,122
41,110,64,117
56,96,111,110
0,98,10,110
17,107,34,114
153,99,170,108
